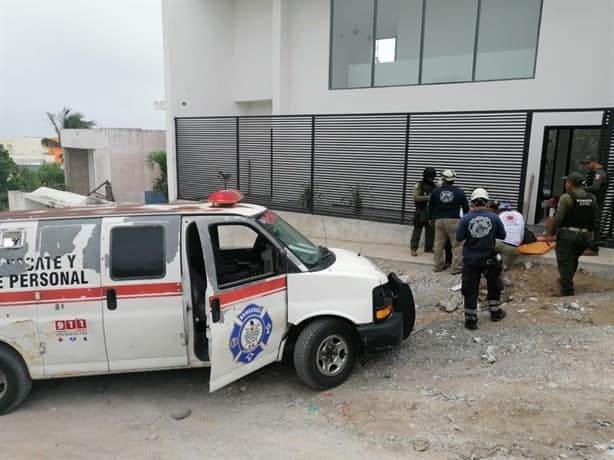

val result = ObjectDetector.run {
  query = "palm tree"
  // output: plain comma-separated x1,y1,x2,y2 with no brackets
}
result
41,107,96,148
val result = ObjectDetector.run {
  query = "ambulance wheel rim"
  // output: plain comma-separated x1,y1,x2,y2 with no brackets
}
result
316,334,348,377
0,369,7,400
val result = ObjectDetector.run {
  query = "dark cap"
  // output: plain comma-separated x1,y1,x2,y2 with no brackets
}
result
423,167,436,179
580,154,599,164
563,171,585,186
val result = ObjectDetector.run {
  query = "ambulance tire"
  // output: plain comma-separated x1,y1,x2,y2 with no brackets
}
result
0,345,32,415
293,318,357,390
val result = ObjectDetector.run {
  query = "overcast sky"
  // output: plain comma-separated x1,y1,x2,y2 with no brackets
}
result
0,0,165,138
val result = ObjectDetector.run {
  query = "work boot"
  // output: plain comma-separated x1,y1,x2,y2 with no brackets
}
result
490,309,507,322
464,318,478,330
424,248,434,254
583,248,599,256
411,249,418,257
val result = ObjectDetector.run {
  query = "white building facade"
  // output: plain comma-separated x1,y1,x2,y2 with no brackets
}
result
161,0,614,241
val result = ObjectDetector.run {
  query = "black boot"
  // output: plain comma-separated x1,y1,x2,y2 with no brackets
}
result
490,309,507,322
464,316,478,330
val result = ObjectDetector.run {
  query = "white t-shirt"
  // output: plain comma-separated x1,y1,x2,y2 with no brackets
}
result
498,210,525,246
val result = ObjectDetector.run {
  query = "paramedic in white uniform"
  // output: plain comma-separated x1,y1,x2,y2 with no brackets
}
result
495,202,525,270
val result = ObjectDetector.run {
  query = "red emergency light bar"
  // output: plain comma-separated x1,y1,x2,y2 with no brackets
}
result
208,189,245,207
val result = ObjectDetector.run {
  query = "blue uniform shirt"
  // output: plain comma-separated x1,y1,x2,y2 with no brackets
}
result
427,185,469,220
456,209,506,261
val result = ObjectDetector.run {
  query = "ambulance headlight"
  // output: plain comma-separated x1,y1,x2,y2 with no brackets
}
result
372,284,393,322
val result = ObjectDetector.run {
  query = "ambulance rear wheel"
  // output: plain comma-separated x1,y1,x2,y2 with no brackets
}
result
0,345,32,415
294,318,357,390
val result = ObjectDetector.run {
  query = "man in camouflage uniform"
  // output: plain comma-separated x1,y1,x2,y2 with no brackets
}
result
545,172,598,296
581,154,608,255
410,167,436,256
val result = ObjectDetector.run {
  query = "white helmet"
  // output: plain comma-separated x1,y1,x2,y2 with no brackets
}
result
441,169,457,181
470,187,490,202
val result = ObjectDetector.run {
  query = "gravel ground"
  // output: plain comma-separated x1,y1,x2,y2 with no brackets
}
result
1,260,613,460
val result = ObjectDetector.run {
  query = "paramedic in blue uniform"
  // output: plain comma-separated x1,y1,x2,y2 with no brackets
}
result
428,169,469,274
456,188,507,330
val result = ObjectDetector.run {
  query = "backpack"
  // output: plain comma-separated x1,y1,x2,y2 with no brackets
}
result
522,228,537,244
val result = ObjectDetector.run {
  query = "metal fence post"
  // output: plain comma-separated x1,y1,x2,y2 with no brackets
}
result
310,115,315,214
400,114,411,225
236,117,240,190
270,127,274,199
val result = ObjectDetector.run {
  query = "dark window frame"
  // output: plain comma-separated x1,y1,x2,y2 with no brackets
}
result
208,222,282,291
329,0,544,90
109,225,166,281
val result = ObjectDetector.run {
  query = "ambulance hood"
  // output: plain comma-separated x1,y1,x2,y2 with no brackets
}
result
327,247,388,284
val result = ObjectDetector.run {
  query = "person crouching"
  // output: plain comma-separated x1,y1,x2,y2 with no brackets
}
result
456,188,507,330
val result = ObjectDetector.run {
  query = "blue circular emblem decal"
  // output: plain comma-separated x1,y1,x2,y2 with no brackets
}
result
230,304,273,364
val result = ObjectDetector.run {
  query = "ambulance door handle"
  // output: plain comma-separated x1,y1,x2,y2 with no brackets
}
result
210,297,221,323
106,289,117,310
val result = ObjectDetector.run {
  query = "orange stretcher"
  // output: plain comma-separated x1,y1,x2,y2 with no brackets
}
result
517,241,556,255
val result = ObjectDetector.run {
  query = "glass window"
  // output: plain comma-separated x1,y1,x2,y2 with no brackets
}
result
210,224,280,287
374,0,423,86
330,0,374,89
375,38,396,64
110,226,165,280
0,230,25,249
329,0,542,88
257,211,322,268
421,0,478,84
475,0,541,81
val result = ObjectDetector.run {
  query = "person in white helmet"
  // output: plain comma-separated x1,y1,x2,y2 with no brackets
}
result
456,188,507,330
427,169,469,274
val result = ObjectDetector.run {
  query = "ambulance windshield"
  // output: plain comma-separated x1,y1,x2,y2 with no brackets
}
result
257,211,322,267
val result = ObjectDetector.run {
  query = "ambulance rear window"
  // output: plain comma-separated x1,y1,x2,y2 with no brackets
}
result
110,226,165,279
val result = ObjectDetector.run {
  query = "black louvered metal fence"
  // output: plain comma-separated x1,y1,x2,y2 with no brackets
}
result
176,111,528,224
175,109,614,247
598,109,614,244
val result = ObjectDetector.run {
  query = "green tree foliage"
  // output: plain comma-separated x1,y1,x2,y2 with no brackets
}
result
36,163,66,190
146,151,168,199
41,107,96,148
0,144,67,211
0,144,25,211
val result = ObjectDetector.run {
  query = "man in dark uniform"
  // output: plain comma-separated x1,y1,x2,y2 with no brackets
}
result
428,169,469,274
456,188,507,330
581,154,608,255
410,167,436,256
545,172,598,296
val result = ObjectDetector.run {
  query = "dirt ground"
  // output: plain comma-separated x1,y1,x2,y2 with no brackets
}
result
1,261,614,460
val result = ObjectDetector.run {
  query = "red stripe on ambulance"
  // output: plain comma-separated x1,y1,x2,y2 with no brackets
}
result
0,282,182,307
212,276,287,309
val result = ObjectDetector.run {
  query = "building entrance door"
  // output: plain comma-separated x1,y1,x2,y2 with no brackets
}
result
536,126,601,223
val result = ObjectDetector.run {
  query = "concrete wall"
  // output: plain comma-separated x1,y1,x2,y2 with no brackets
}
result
61,129,165,203
162,0,614,118
0,136,55,166
276,0,614,114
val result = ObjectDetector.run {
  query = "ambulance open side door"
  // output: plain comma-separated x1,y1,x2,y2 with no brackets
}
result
197,216,288,391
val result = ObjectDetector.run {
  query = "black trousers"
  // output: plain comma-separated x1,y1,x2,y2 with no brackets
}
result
462,256,502,318
555,228,590,295
410,209,434,251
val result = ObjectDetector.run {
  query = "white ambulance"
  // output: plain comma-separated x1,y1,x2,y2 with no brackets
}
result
0,190,415,414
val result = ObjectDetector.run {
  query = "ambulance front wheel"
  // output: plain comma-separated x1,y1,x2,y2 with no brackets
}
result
293,318,357,390
0,345,32,415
